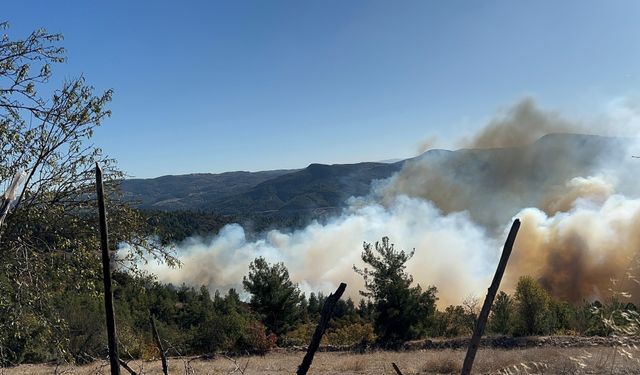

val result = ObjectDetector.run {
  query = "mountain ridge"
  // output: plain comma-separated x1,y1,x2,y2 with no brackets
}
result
120,133,638,220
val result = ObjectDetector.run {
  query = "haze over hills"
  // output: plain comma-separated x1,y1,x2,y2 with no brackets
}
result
209,162,403,214
120,133,637,224
120,170,296,211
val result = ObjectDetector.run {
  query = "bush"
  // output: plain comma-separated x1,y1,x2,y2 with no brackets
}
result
325,322,376,346
282,323,316,346
435,305,472,337
239,321,277,353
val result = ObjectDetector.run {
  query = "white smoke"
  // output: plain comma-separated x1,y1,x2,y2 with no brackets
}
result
142,97,640,305
144,196,497,307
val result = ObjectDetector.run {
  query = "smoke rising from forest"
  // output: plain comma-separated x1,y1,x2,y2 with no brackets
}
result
459,98,581,149
144,98,640,306
143,197,497,306
511,188,640,303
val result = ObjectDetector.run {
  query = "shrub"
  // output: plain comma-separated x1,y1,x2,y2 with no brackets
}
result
282,323,316,346
239,320,277,354
325,322,376,346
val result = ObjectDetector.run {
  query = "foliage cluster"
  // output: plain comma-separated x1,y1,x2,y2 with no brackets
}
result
0,22,173,365
354,237,438,345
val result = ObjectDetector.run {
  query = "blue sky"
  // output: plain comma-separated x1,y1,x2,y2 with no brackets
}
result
5,1,640,177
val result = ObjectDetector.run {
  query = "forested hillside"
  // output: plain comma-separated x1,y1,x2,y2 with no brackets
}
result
121,170,295,211
130,133,635,242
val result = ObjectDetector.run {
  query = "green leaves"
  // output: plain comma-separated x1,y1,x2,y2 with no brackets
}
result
354,237,437,344
514,276,552,335
0,22,174,364
242,257,304,335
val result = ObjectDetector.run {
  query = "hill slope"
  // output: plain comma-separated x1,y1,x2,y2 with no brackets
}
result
120,170,295,211
120,134,638,224
207,162,403,214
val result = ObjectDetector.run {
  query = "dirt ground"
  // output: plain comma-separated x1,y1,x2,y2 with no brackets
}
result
5,346,640,375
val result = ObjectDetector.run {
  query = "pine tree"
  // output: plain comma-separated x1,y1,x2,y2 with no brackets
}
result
354,237,437,344
242,257,303,335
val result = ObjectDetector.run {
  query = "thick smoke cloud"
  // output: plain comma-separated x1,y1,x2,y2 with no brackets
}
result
376,100,638,229
144,197,496,307
509,186,640,302
459,98,580,149
145,98,640,305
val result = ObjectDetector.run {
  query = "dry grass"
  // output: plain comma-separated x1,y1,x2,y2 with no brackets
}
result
3,346,640,374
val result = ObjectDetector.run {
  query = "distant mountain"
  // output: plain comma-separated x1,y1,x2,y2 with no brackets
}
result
121,160,403,214
206,162,403,214
120,170,295,211
120,134,638,223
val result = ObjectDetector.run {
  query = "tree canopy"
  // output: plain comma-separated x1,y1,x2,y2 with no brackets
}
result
0,22,174,364
242,257,304,335
354,237,437,344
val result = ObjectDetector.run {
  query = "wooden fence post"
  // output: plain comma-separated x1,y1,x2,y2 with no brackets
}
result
391,362,404,375
118,359,138,375
297,282,347,375
461,219,520,375
150,314,169,375
96,163,121,375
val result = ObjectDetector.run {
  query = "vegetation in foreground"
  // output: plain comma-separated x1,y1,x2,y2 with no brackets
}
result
12,238,635,367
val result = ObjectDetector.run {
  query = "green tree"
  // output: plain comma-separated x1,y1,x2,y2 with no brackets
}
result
0,22,174,364
435,305,470,337
514,276,551,335
307,292,320,317
548,299,576,334
490,291,513,334
354,237,437,344
242,257,303,335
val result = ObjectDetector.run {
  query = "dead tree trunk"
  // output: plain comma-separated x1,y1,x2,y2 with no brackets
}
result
96,163,120,375
461,219,520,375
297,282,347,375
150,314,169,375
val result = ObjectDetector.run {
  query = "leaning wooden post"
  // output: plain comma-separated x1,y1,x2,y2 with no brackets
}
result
150,314,169,375
391,362,404,375
461,219,520,375
297,282,347,375
118,359,138,375
96,163,121,375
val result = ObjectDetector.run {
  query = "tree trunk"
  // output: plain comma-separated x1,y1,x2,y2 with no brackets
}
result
297,282,347,375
